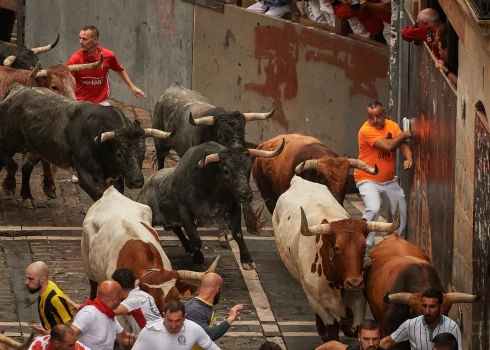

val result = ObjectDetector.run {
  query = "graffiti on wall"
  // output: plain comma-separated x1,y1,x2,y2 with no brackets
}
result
245,22,389,131
156,0,176,40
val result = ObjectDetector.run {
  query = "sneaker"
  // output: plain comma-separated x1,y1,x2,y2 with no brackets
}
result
71,175,78,183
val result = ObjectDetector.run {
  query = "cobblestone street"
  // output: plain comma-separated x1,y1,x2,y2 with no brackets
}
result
0,100,384,350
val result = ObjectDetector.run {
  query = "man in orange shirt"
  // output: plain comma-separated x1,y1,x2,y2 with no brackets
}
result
354,101,412,247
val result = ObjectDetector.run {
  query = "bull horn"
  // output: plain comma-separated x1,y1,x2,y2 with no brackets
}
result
198,153,220,168
243,109,275,122
0,331,35,349
144,128,173,139
366,202,400,233
94,131,115,143
68,53,104,72
384,292,413,305
249,138,285,158
178,255,220,280
444,292,480,304
3,55,16,67
295,159,318,174
348,159,378,175
189,112,214,126
30,33,60,55
28,62,42,79
299,207,332,236
35,69,49,78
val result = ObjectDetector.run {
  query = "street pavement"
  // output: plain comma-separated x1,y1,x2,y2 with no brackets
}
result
0,100,387,350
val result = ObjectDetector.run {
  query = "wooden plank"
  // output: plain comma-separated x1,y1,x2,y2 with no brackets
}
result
403,39,457,286
472,112,490,348
0,0,17,11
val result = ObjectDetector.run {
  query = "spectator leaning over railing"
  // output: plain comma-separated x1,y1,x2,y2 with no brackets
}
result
427,23,446,57
434,32,457,87
331,0,385,43
305,0,372,40
247,0,291,17
401,8,441,55
359,0,392,45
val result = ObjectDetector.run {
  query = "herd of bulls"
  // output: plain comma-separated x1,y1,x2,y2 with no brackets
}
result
0,36,480,349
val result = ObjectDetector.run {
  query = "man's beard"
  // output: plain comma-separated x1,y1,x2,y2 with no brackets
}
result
363,346,379,350
27,285,41,294
213,292,221,305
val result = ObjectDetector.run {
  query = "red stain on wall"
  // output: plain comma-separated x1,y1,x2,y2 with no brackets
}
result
156,0,176,40
245,22,389,131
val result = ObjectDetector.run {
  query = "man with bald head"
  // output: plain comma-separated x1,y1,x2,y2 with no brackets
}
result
25,261,73,334
71,281,137,350
401,8,442,53
28,324,89,350
185,272,243,349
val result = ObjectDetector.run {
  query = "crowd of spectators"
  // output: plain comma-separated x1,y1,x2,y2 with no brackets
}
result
244,0,458,88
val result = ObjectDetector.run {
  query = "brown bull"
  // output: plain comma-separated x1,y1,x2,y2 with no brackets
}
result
252,134,378,213
0,55,103,201
366,234,479,343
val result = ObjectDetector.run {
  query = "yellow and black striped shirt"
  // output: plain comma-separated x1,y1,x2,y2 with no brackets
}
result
38,280,73,330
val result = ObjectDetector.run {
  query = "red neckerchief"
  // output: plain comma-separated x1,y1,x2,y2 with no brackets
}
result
79,297,116,319
127,308,147,328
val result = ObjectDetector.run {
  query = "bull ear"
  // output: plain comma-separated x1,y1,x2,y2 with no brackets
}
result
133,120,141,128
175,281,198,297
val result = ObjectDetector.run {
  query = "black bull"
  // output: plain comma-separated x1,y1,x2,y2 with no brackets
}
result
1,33,59,70
0,83,172,204
152,82,274,169
137,140,284,270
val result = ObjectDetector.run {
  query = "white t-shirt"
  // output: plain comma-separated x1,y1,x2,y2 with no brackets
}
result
132,319,221,350
121,287,163,333
391,315,462,350
72,305,124,350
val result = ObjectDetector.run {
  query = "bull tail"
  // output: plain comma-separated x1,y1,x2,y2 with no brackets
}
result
242,203,268,235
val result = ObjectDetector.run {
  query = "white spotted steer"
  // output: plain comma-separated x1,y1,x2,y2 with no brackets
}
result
81,186,219,317
272,176,399,341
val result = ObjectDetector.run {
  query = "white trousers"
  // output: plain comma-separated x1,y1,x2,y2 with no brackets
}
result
99,100,111,106
247,2,291,17
356,178,407,246
306,0,335,27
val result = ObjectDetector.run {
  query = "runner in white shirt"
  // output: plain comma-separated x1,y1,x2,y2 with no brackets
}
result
111,268,163,333
70,281,138,350
133,300,221,350
380,288,462,350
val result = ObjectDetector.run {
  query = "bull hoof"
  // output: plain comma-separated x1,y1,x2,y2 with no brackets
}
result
43,184,57,199
22,198,36,209
2,180,16,196
218,232,234,243
241,261,256,270
339,319,357,338
191,250,205,264
218,231,228,243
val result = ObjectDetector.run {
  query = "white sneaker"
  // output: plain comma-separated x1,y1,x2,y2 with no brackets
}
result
71,175,78,183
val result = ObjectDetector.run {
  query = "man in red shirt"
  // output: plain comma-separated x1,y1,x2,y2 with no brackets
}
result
66,25,147,182
67,25,147,106
401,8,441,55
